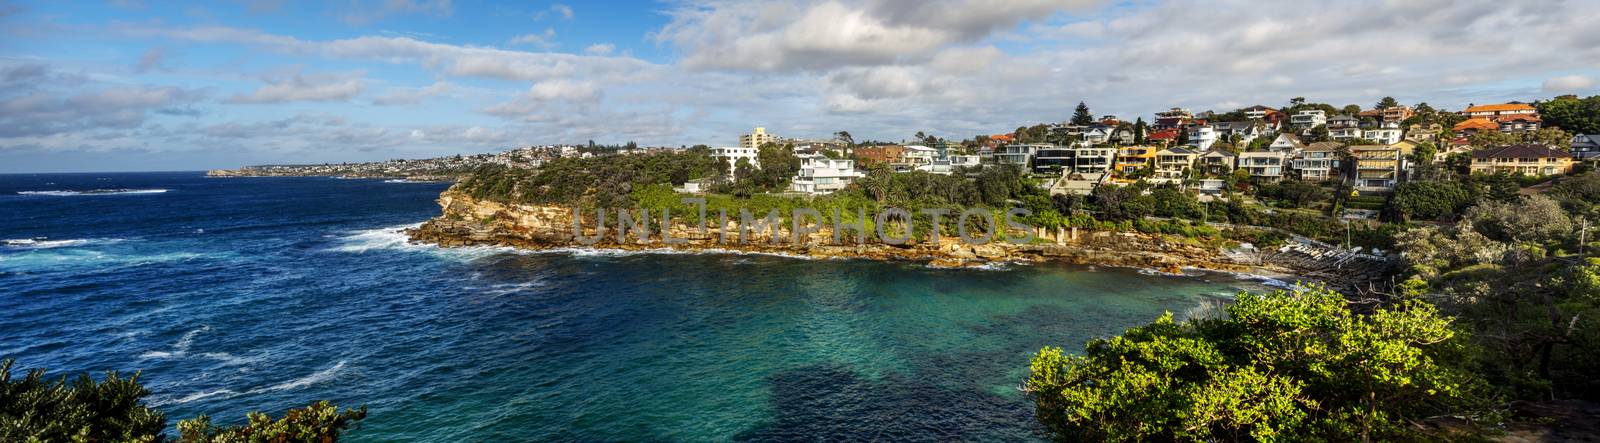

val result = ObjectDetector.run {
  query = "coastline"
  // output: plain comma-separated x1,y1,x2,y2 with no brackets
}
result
403,187,1353,291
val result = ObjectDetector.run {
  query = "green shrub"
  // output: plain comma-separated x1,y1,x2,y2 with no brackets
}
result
1025,287,1478,442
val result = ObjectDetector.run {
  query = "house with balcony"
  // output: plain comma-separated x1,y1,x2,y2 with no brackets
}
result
1496,114,1541,132
1212,121,1265,146
995,143,1048,169
854,145,906,166
1290,109,1327,130
1470,144,1574,177
790,154,862,195
1363,126,1404,145
1405,123,1443,143
1266,133,1306,153
1071,145,1118,175
1236,150,1292,181
1457,103,1541,133
1185,122,1218,151
899,145,938,171
1032,147,1075,175
1292,142,1344,181
1197,150,1236,176
1349,145,1403,192
1114,146,1157,177
1152,147,1199,184
1382,106,1414,124
1153,108,1193,130
1573,134,1600,160
1460,103,1537,119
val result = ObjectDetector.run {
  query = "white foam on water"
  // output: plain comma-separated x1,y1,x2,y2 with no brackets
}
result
152,360,348,406
2,238,124,249
16,189,168,196
139,326,210,360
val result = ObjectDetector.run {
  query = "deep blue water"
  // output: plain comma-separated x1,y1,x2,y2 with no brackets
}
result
0,172,1269,441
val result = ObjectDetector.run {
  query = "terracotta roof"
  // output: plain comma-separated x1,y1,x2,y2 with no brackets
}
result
1463,103,1536,113
1304,141,1345,151
1496,114,1541,122
1453,118,1499,132
1472,144,1571,159
1148,129,1180,140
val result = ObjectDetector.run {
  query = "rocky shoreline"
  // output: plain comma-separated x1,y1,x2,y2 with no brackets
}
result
205,169,458,182
403,188,1394,292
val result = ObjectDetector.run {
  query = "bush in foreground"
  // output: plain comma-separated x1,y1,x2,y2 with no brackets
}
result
1025,287,1480,442
1,359,364,442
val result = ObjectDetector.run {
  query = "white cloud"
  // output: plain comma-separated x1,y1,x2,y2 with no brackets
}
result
509,28,556,48
1542,75,1594,93
550,4,573,20
584,43,614,55
226,72,366,104
339,0,453,25
371,81,450,105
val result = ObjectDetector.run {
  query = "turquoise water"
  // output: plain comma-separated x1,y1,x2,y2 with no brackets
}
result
0,172,1269,441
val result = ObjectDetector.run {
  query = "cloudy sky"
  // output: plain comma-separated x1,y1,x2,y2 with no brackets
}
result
2,0,1598,172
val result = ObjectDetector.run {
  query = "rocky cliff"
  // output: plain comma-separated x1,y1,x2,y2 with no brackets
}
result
406,188,1302,279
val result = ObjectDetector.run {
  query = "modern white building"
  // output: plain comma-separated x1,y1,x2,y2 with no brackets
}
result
1071,145,1118,174
901,145,938,169
710,146,760,175
1186,123,1218,151
1362,127,1404,145
1237,150,1293,181
1290,110,1327,130
789,154,862,195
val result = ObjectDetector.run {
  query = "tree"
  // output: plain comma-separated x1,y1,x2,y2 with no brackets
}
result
1342,104,1363,115
1376,96,1399,109
1535,95,1600,135
1025,287,1474,442
1071,101,1094,125
1133,117,1147,144
834,131,854,147
178,401,368,442
1387,180,1471,221
0,359,365,442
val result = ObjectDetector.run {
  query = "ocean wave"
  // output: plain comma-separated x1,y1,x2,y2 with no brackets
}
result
2,238,126,249
382,179,434,184
139,326,210,360
152,360,348,406
16,189,168,196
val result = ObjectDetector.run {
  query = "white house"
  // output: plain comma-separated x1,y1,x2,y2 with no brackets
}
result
1237,150,1293,181
790,154,862,195
710,146,760,175
1290,110,1327,130
1267,133,1307,152
1186,123,1218,151
1362,128,1404,145
901,145,938,168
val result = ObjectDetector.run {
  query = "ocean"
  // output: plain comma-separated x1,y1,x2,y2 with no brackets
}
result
0,172,1272,441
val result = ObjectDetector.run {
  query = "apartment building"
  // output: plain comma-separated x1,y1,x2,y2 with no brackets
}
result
1470,144,1574,176
790,154,862,195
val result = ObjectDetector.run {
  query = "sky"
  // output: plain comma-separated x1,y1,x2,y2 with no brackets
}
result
1,0,1598,173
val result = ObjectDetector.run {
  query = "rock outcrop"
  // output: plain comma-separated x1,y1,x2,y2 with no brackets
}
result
406,188,1316,282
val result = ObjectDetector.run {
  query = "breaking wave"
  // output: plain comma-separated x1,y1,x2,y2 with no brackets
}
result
17,189,168,196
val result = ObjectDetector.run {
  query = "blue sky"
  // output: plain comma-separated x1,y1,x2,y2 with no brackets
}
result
2,0,1598,172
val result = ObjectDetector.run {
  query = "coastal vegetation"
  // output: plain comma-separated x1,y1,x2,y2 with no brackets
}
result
1025,286,1479,442
0,358,365,442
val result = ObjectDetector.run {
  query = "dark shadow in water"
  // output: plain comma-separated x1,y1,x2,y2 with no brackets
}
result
733,363,1045,442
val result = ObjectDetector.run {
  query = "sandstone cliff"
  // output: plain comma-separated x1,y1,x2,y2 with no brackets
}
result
406,188,1290,277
